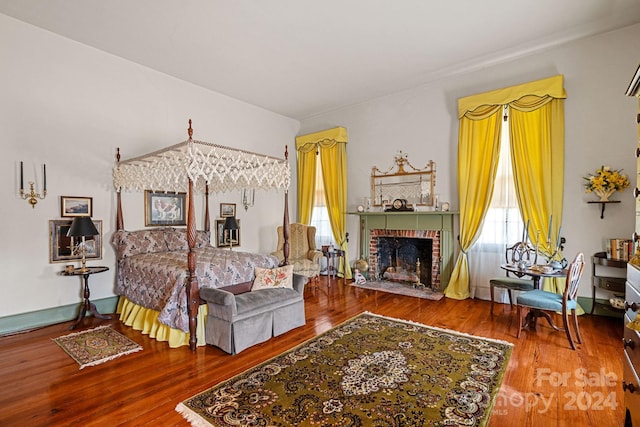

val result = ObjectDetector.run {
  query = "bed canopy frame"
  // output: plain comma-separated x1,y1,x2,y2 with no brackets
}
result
113,120,291,350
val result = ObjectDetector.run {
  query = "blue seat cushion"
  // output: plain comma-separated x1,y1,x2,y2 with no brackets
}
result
489,277,534,291
517,289,577,311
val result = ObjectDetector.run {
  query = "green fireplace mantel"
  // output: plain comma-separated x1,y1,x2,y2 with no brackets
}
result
350,211,458,290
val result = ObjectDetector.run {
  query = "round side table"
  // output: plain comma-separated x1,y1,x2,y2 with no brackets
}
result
60,266,110,329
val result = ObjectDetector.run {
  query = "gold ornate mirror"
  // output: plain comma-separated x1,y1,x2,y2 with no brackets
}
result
371,152,436,207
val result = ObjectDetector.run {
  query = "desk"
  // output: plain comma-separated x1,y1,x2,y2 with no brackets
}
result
60,266,110,329
501,264,567,331
323,249,344,279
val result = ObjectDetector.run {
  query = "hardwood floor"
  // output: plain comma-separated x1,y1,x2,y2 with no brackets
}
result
0,277,624,426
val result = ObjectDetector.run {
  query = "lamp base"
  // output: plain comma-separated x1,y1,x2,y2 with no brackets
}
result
77,248,88,272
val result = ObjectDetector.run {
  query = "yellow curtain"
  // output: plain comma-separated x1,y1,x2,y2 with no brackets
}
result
295,143,317,224
445,106,502,299
510,96,569,296
295,127,352,279
510,96,564,258
319,140,353,279
449,75,566,299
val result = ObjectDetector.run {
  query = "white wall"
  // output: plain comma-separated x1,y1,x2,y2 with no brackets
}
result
2,13,638,322
0,14,299,318
300,24,640,299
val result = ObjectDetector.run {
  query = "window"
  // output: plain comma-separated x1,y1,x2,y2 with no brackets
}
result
310,158,334,248
475,116,523,250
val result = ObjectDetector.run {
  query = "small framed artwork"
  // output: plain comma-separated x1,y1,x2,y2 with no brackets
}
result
145,190,187,226
216,219,240,247
49,219,102,263
60,196,93,217
220,203,236,218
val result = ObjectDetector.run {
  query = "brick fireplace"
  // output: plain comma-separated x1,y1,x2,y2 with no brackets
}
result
353,211,456,291
369,229,441,289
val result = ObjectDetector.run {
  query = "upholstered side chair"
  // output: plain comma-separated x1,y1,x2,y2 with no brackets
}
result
489,241,537,314
516,252,585,350
272,223,323,282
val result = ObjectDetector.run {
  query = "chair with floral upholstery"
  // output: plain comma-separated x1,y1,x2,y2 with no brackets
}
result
271,223,323,282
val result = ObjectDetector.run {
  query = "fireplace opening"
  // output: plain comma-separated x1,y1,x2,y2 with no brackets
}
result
376,237,432,286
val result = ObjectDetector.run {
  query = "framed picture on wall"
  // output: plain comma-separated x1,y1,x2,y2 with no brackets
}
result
60,196,93,217
216,219,240,247
49,219,102,263
144,190,187,226
220,203,236,218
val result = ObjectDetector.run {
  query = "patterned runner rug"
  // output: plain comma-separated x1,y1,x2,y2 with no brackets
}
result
350,279,445,300
176,312,512,426
53,325,142,369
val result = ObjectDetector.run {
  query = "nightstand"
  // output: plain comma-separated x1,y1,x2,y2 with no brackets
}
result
60,266,110,329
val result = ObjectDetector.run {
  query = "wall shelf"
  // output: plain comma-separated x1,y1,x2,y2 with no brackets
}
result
587,200,620,219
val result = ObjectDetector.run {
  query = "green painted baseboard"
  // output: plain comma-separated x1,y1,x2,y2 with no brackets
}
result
0,296,119,336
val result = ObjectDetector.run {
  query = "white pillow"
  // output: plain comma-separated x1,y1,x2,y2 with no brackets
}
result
252,265,294,291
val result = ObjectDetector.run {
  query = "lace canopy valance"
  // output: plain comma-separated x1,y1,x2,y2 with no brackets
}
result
113,139,290,194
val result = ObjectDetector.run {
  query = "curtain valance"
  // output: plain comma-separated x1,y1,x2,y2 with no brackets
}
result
113,139,290,194
295,127,348,151
458,75,566,119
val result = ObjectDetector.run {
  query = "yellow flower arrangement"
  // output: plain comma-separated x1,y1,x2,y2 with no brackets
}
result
584,166,630,201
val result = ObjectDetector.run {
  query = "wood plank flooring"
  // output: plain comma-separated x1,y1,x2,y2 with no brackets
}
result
0,277,624,426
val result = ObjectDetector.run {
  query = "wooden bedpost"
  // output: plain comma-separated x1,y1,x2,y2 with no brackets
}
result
282,145,290,265
115,148,124,230
204,184,210,232
186,120,199,351
186,179,199,351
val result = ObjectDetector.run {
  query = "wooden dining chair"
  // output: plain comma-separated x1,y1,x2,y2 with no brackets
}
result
516,252,585,350
489,241,537,314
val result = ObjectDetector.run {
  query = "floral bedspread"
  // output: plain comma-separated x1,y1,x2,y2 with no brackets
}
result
116,247,279,332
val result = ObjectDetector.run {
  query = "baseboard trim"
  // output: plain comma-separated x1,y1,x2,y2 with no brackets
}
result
0,296,119,337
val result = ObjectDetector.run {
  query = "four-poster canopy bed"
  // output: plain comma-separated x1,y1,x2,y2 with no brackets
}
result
113,120,291,351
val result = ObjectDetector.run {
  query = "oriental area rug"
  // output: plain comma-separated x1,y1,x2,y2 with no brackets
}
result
350,279,445,300
176,312,513,427
53,325,142,369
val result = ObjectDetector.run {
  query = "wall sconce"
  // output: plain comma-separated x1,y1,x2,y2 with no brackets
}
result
19,161,47,208
241,188,255,211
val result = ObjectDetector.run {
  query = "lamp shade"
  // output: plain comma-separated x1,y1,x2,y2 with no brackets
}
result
67,216,99,237
223,216,239,231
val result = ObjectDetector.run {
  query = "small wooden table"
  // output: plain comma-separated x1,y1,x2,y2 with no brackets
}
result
501,264,567,330
60,266,110,329
501,264,566,289
323,248,345,279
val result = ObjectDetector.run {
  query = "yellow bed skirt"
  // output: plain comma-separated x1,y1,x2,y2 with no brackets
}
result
116,296,208,348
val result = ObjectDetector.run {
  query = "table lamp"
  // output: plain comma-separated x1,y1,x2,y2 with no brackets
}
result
223,216,239,251
67,216,99,272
